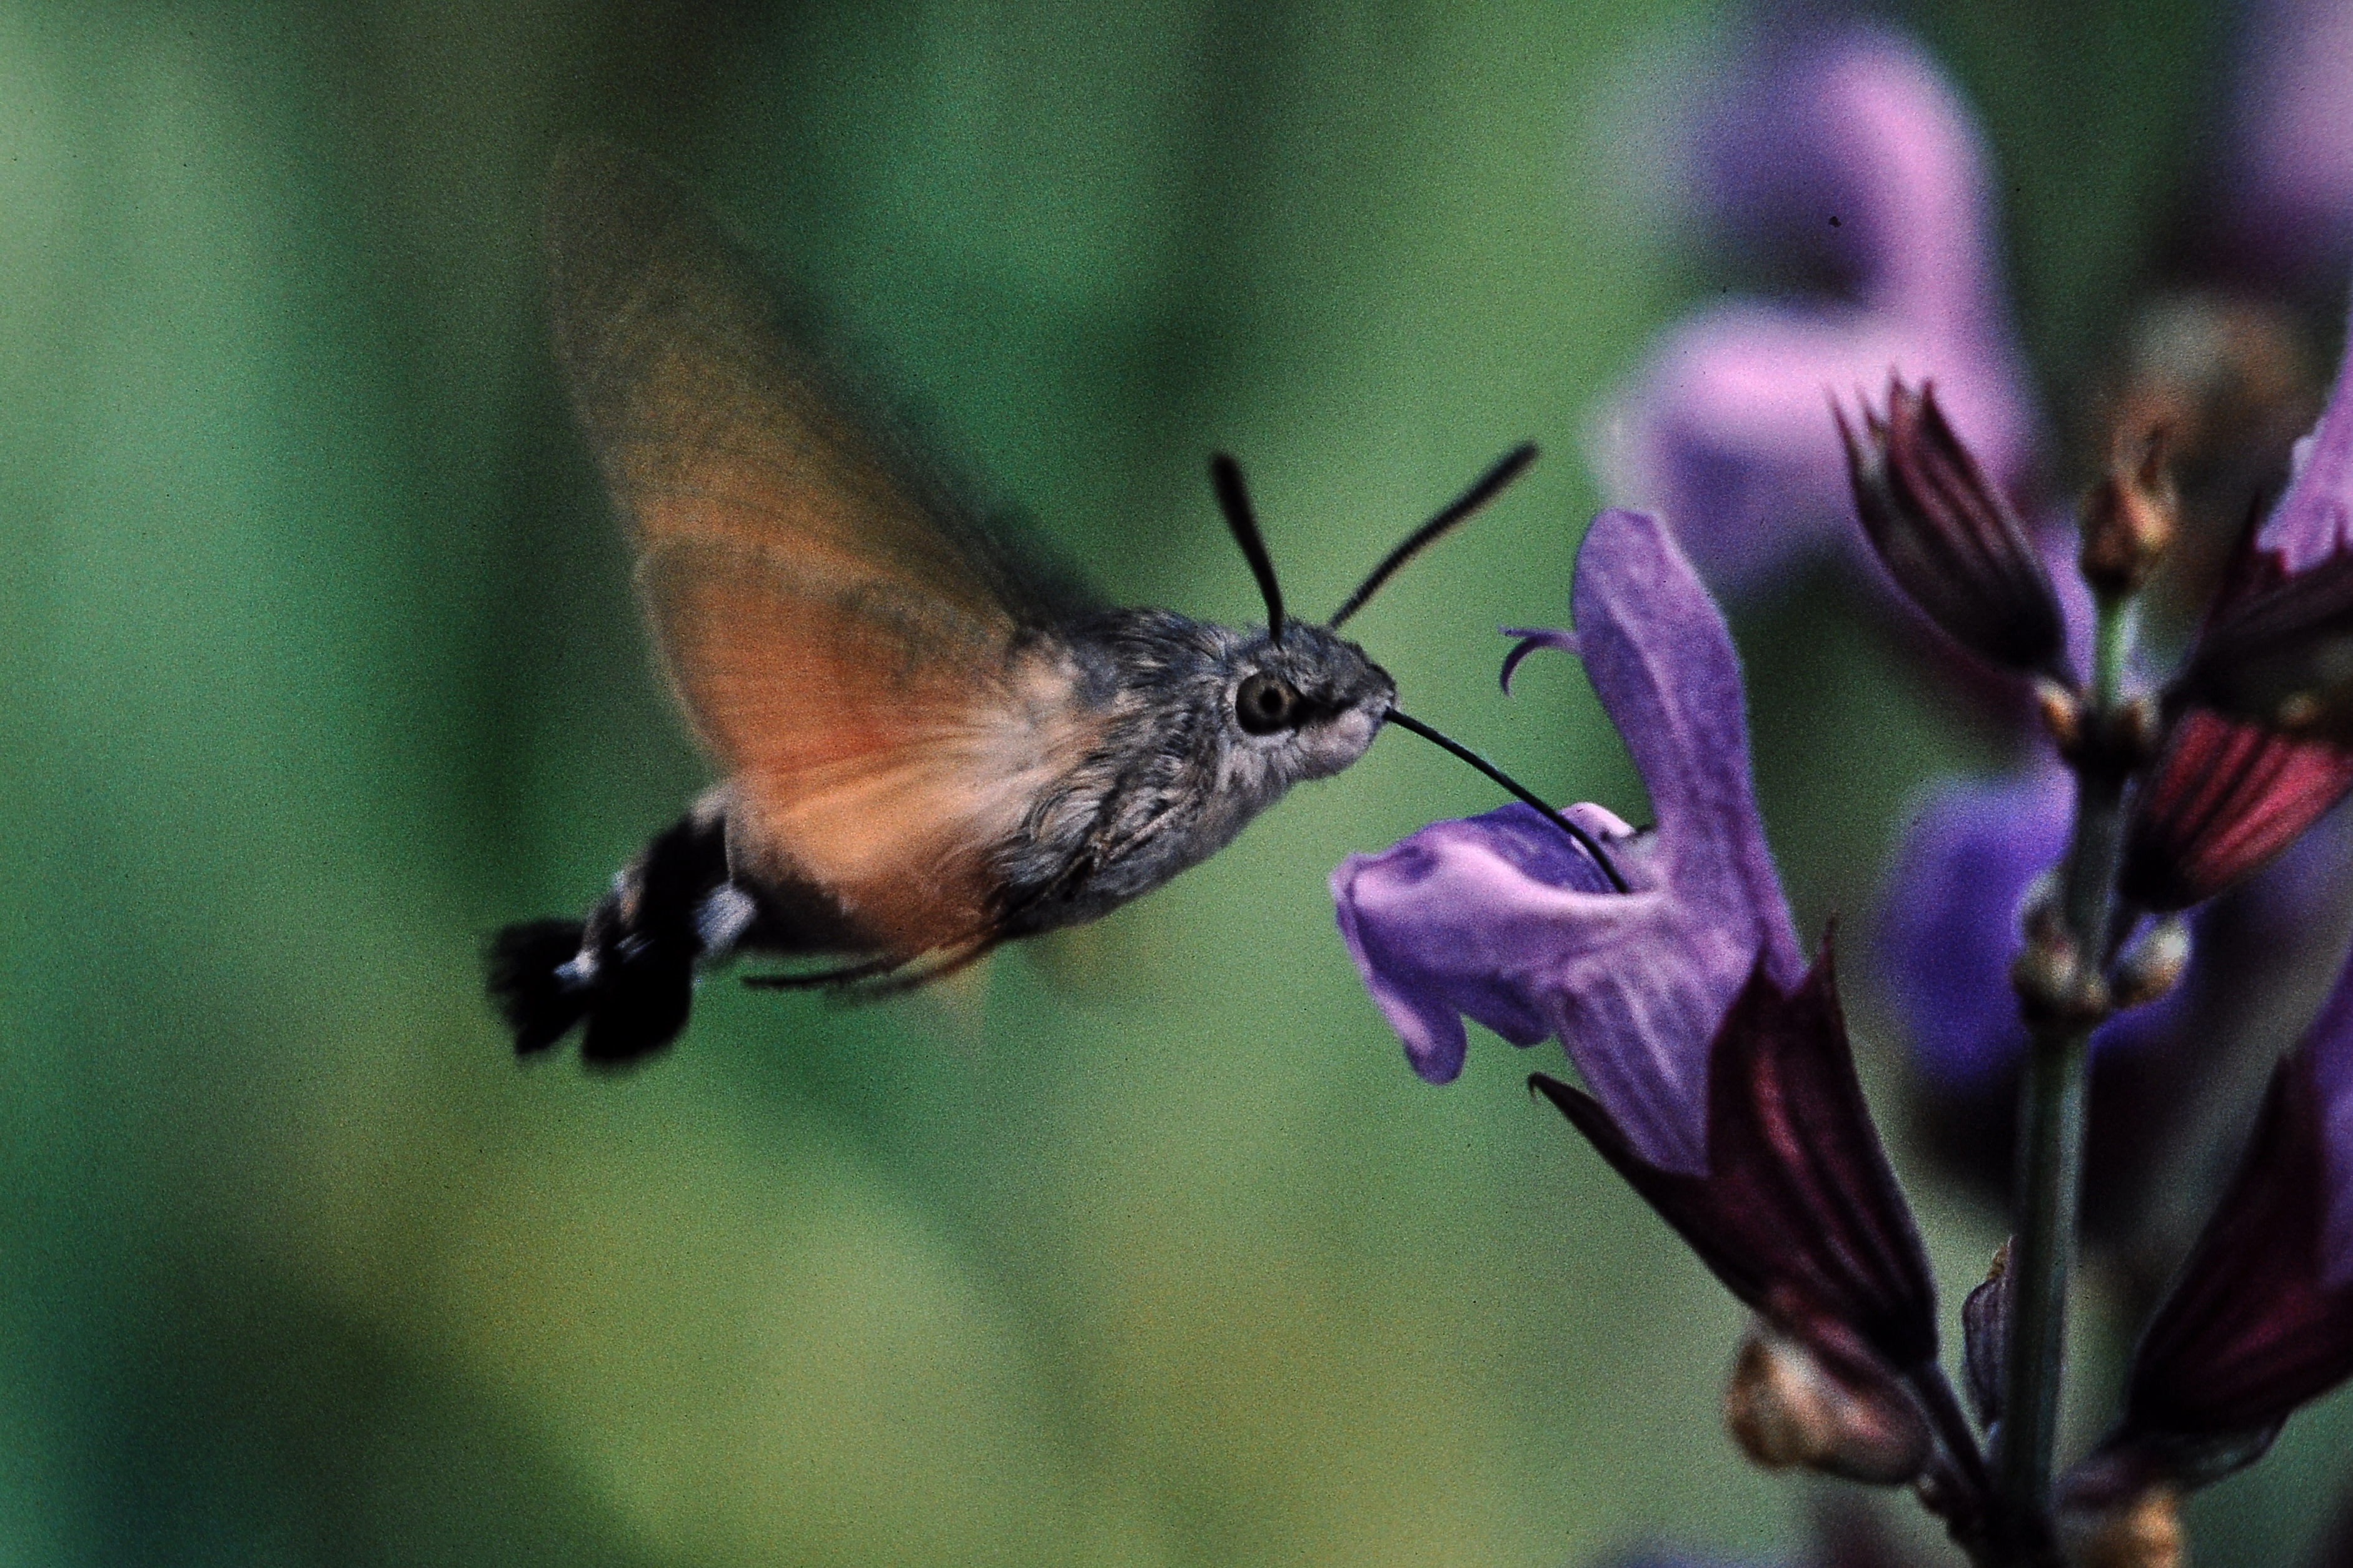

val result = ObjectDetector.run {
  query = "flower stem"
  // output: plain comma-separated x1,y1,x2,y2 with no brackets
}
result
2093,598,2132,704
1995,597,2132,1562
1996,1021,2090,1562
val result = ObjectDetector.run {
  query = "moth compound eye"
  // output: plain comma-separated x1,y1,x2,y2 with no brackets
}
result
1234,671,1302,735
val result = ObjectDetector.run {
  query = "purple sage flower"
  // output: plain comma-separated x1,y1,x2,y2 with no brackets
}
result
2067,934,2353,1499
1333,510,1953,1487
1332,506,1800,1172
1599,26,2037,590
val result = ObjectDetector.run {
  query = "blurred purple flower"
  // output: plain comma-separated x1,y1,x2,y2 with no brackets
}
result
1876,768,2189,1092
1877,767,2068,1090
1600,26,2037,589
2221,0,2353,282
2067,935,2353,1499
2260,303,2353,570
1331,507,1800,1172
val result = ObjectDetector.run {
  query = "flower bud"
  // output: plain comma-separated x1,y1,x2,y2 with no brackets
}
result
2112,917,2191,1010
2068,1488,2184,1568
2172,549,2353,747
2036,679,2084,758
1840,378,2069,681
2080,426,2178,600
1723,1324,1931,1486
1962,1240,2010,1429
2115,695,2165,768
2012,877,2107,1026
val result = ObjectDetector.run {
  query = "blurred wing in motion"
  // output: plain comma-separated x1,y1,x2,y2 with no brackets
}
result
544,142,1097,962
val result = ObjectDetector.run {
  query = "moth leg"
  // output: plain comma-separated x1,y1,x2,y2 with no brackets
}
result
828,930,1004,998
742,953,903,990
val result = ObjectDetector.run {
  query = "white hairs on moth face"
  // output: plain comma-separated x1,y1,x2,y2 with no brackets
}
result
696,885,758,955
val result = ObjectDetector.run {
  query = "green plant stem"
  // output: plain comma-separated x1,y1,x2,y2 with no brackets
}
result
2093,599,2132,706
1994,598,2132,1564
1996,1022,2090,1564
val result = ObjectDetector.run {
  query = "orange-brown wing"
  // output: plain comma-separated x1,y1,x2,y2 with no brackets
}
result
640,537,1096,956
545,141,1027,621
545,143,1088,958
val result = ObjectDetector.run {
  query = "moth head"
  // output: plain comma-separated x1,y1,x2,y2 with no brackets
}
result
1204,443,1539,781
1197,444,1623,883
1226,621,1396,781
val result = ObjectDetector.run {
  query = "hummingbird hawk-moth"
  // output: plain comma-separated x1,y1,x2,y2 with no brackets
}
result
487,143,1576,1064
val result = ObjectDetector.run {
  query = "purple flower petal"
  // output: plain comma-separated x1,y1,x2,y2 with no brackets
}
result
1574,514,1801,987
1332,803,1621,1084
2257,294,2353,571
2221,0,2353,281
1600,27,2036,590
1332,509,1796,1172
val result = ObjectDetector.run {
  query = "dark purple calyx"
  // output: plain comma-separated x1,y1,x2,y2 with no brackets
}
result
1533,940,1940,1417
2068,1050,2353,1502
1839,377,2068,681
2122,542,2353,912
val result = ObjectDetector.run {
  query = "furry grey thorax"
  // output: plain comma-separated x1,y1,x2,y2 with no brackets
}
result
988,608,1394,933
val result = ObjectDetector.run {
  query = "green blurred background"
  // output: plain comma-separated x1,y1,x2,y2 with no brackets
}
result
4,1,2339,1563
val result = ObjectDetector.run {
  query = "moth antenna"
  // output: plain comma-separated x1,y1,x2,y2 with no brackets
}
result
1330,443,1539,628
1383,708,1631,893
1210,453,1287,643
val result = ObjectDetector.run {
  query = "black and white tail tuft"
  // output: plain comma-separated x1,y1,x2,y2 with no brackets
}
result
485,809,737,1065
486,918,595,1056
